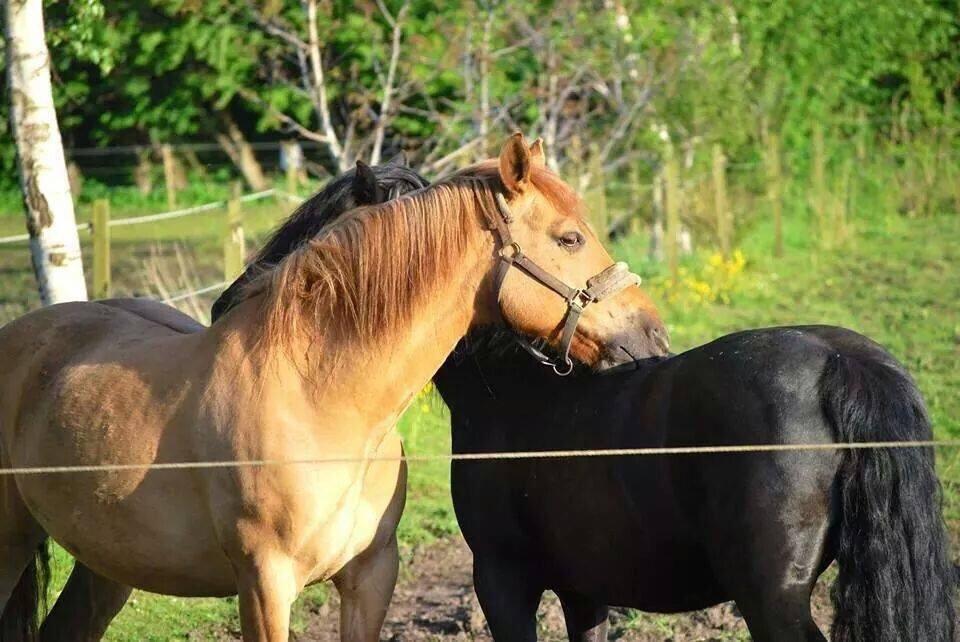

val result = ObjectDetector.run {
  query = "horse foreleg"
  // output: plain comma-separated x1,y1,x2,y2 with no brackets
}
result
333,534,399,642
40,562,131,642
234,553,298,642
472,554,542,642
556,590,609,642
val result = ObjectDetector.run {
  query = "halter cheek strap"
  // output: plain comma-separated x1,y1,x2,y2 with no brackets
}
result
489,193,641,376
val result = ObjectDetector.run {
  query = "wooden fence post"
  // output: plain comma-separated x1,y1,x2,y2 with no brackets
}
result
664,150,680,281
224,182,245,281
282,141,299,196
765,133,784,257
837,157,853,242
161,144,178,210
811,123,826,239
711,144,730,258
92,199,111,299
649,172,664,263
629,161,644,235
568,134,585,191
587,143,609,239
855,108,868,163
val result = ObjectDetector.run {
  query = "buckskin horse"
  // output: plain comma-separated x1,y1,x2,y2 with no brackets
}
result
0,134,667,642
220,157,953,641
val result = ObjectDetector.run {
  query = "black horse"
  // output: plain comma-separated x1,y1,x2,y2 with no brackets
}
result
212,164,955,641
439,328,956,641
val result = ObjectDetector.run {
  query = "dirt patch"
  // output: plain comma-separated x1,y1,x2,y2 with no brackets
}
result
287,536,836,641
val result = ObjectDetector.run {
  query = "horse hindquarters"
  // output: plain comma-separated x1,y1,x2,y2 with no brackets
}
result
823,351,955,642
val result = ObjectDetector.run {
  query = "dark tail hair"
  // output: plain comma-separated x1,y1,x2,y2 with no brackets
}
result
822,349,956,641
0,539,50,642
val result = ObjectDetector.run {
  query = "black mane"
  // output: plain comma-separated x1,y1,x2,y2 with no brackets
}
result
211,162,428,321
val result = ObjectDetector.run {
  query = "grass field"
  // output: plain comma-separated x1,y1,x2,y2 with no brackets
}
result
1,166,958,638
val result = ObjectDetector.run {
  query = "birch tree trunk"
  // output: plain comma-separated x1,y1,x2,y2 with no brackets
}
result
5,0,88,304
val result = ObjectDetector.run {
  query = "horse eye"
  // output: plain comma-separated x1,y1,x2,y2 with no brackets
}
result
559,231,585,249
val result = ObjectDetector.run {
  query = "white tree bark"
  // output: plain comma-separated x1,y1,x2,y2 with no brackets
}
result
5,0,87,304
305,0,347,172
369,0,409,166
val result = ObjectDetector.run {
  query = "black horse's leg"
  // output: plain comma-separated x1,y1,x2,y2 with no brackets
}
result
41,561,131,642
472,555,542,642
733,584,826,642
707,477,831,642
556,590,608,642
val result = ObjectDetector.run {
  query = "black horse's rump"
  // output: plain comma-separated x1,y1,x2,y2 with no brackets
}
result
210,158,427,321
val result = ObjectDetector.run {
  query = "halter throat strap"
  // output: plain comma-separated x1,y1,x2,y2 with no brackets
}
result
489,193,641,376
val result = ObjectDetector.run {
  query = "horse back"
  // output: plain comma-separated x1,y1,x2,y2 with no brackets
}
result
0,301,210,456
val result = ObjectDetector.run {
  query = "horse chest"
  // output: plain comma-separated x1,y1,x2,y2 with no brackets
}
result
281,433,406,584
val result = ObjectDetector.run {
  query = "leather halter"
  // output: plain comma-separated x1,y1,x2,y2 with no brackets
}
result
489,193,642,376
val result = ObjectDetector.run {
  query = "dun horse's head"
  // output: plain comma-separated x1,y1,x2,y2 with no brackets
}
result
488,133,668,373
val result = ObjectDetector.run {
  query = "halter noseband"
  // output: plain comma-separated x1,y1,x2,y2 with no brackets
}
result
489,193,642,376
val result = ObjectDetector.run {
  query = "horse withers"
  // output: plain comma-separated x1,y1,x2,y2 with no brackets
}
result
0,134,666,642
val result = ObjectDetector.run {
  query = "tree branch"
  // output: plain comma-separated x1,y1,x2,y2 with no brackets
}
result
370,0,410,165
305,0,346,171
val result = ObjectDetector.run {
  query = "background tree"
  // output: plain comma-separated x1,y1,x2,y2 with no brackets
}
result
5,0,87,303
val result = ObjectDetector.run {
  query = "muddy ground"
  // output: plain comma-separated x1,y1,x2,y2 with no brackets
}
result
282,536,835,641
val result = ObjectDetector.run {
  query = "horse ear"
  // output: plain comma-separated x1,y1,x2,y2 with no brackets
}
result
385,151,408,167
529,138,546,167
353,160,386,204
498,132,532,195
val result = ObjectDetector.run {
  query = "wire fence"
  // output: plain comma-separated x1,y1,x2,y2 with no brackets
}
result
2,439,959,477
161,280,231,304
0,188,303,245
0,222,92,245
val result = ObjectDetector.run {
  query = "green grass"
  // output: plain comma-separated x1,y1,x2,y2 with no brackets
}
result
5,164,959,638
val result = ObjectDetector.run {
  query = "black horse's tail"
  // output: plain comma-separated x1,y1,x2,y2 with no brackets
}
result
822,347,956,641
0,539,50,642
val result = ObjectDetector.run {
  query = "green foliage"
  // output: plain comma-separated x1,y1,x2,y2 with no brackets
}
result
1,0,956,193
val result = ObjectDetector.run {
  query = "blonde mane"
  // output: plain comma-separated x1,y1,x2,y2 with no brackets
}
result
245,161,583,356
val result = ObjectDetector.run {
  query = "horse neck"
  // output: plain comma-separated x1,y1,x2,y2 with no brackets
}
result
216,206,497,443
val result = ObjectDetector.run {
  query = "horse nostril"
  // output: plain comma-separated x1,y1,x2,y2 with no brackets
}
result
647,325,670,354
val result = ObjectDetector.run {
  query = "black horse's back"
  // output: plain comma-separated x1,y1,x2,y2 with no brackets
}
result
210,160,427,321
